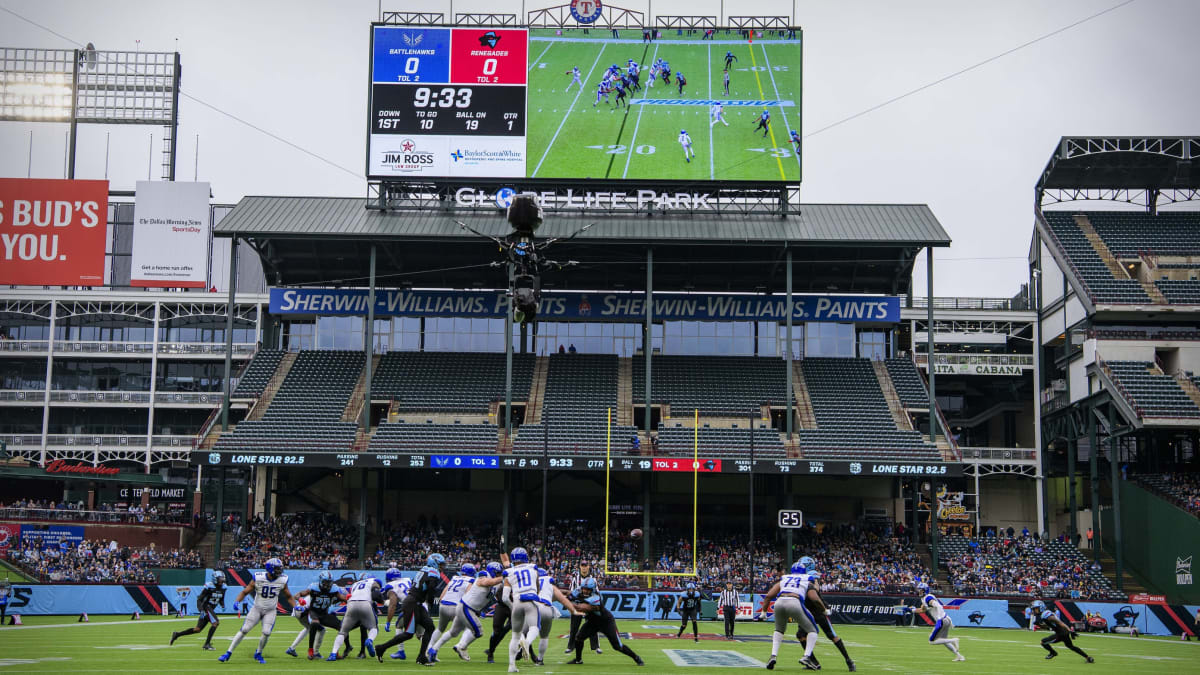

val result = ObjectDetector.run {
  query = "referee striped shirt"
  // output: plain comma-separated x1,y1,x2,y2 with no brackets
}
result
718,588,739,607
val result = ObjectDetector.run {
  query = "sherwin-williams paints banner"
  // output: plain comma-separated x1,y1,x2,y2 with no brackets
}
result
0,178,108,286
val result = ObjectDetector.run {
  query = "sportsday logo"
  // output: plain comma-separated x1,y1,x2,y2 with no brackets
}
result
570,0,603,23
379,138,435,173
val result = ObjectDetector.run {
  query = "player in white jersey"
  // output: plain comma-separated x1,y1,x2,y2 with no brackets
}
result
426,565,475,662
326,573,381,661
427,562,504,660
710,103,728,127
382,573,421,660
678,130,695,162
504,547,541,673
758,561,821,670
911,591,964,661
218,557,294,664
521,567,580,665
564,66,582,92
647,62,659,89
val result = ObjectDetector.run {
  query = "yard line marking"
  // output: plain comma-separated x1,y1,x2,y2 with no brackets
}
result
533,44,607,177
760,43,800,173
622,43,659,178
747,44,786,180
528,42,554,72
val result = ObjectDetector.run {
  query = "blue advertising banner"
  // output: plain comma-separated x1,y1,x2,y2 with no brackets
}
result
19,524,84,547
270,288,901,323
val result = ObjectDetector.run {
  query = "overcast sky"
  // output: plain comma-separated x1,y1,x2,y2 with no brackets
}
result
2,0,1197,297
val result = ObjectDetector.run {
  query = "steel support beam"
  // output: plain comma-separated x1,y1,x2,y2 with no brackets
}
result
220,237,238,431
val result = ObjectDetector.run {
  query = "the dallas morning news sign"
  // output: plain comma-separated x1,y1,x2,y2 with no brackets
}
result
270,288,901,323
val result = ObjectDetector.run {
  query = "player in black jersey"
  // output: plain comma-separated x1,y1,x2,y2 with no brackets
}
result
291,570,349,659
170,571,226,650
791,557,856,672
376,554,445,665
1030,600,1094,663
567,579,644,666
564,561,601,654
676,583,701,641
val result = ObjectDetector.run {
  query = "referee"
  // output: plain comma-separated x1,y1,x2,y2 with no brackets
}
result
719,581,739,638
564,561,601,654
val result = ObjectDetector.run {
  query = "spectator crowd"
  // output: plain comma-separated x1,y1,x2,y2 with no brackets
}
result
942,531,1122,600
11,537,200,583
222,513,355,569
1136,472,1200,518
0,499,189,524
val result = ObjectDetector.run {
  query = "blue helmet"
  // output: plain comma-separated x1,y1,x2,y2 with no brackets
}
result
427,553,446,568
385,567,403,582
580,577,598,591
359,572,374,581
797,556,816,573
460,564,477,578
536,567,549,576
686,582,696,590
510,547,529,564
319,570,334,591
264,558,283,580
211,570,226,587
1030,600,1045,611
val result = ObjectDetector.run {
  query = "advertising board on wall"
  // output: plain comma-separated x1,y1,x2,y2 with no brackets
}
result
130,181,211,288
0,178,108,286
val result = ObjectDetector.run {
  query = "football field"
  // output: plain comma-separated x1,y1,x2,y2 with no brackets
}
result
1,614,1196,673
526,36,802,182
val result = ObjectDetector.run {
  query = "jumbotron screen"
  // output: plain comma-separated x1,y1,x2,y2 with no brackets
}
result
367,26,802,182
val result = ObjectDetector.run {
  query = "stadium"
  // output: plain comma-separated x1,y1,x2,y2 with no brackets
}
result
0,2,1198,673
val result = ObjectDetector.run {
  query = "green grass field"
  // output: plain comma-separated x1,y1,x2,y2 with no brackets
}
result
526,36,802,181
2,614,1196,674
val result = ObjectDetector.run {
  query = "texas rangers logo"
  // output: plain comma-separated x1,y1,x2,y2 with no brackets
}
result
402,32,424,47
478,31,501,48
208,452,221,465
0,524,15,549
849,462,862,474
570,0,603,24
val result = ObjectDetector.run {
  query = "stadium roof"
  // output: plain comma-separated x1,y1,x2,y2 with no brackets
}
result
216,197,950,294
1037,136,1200,192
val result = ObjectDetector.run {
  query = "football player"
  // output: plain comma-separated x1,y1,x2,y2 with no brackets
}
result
758,561,821,670
376,554,445,665
218,559,294,664
293,569,348,659
679,130,695,163
754,109,770,137
910,590,965,662
567,578,644,666
789,130,801,156
170,571,225,650
710,103,729,127
433,562,504,660
326,573,382,661
677,583,702,641
675,71,687,95
1030,600,1094,663
564,66,582,92
724,50,738,70
505,547,541,673
426,563,477,663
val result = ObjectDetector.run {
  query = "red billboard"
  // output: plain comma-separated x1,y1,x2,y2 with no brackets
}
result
0,178,108,286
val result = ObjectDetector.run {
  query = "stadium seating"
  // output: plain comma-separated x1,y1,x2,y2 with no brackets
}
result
215,350,363,452
372,351,534,414
1084,211,1200,258
514,353,639,454
1104,360,1200,418
1134,472,1200,517
655,423,786,458
941,534,1124,600
1155,280,1200,304
1041,212,1152,304
799,357,939,460
232,349,284,396
631,355,788,417
885,358,929,408
369,420,498,454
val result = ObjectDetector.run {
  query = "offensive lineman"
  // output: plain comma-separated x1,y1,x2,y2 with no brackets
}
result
426,563,477,662
676,583,701,641
910,590,965,662
432,562,505,660
1030,600,1094,663
326,573,382,660
567,578,645,666
522,567,580,665
679,130,696,163
381,569,420,660
218,558,294,664
791,557,856,672
170,571,225,650
758,561,821,670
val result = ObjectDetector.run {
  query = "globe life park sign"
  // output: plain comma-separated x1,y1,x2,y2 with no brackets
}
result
454,186,723,212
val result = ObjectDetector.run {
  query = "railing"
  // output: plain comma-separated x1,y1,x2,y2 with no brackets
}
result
53,340,153,354
1,434,194,448
0,340,49,353
0,433,42,447
1,340,256,356
158,342,256,356
915,353,1035,367
959,447,1037,462
0,390,45,402
154,391,224,405
0,507,192,525
48,391,152,404
910,296,1031,310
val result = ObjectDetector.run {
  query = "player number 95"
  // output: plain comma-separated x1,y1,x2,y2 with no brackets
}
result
413,86,473,108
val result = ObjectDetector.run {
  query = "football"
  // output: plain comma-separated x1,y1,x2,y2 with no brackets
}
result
630,528,643,539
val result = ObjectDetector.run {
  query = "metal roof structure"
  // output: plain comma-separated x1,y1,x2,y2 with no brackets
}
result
1037,137,1200,206
215,197,950,294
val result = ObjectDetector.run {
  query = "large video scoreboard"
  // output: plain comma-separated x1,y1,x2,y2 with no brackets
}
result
368,26,528,178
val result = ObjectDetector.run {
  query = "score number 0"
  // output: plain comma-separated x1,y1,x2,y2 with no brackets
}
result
777,509,804,529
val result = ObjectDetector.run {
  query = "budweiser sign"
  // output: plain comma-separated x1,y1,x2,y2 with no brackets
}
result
44,460,121,476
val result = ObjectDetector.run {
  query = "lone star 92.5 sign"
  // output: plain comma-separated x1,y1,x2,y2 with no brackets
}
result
368,26,528,179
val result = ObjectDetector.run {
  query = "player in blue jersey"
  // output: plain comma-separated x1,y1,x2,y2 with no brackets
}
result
661,61,672,85
613,79,629,109
675,71,687,95
790,557,856,672
567,578,644,666
1030,600,1093,663
170,571,226,650
724,50,738,69
790,130,801,155
910,591,965,662
564,66,582,92
754,109,771,137
376,554,446,665
292,570,348,660
678,130,695,163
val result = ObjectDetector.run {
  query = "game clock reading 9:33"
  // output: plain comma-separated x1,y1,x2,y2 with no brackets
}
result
372,83,525,136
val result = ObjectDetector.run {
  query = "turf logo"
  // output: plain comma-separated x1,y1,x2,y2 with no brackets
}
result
570,0,603,24
663,650,766,668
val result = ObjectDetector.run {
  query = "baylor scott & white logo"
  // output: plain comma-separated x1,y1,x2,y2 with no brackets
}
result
570,0,603,24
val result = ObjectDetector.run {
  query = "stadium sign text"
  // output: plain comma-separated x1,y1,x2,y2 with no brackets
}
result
270,288,901,323
43,460,121,476
933,364,1027,376
455,187,717,211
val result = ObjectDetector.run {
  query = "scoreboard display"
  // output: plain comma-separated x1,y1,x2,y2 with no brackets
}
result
368,26,528,179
